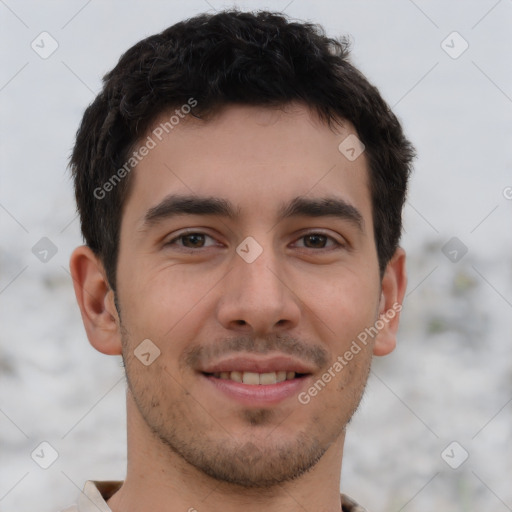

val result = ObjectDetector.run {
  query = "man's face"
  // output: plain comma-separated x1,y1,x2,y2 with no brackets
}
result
115,104,383,486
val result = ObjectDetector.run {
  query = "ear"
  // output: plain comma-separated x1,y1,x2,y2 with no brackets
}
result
69,245,122,356
373,247,407,356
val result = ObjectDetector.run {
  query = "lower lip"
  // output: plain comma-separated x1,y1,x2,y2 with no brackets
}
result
202,374,310,406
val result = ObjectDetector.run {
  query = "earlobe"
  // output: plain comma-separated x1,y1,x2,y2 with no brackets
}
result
69,246,122,356
373,247,407,356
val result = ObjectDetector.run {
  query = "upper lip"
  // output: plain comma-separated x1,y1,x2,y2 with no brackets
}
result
198,354,316,375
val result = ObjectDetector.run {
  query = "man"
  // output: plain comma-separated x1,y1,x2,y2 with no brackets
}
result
67,9,413,512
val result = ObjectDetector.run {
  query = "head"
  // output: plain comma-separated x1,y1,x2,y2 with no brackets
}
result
70,10,413,488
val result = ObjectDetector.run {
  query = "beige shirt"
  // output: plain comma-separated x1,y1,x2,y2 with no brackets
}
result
61,480,368,511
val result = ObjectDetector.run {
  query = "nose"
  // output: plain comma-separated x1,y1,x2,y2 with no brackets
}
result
215,244,301,335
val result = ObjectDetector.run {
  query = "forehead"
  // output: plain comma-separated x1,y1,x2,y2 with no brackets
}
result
122,103,372,229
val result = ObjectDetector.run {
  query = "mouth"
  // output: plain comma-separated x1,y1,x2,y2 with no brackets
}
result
197,354,316,405
199,368,313,406
202,370,309,385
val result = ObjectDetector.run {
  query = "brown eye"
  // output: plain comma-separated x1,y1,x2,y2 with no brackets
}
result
293,232,343,251
166,232,218,249
181,233,206,248
303,234,328,248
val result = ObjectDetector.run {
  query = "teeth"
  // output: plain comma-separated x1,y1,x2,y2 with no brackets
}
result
230,371,243,383
242,372,260,385
211,370,297,385
276,371,287,383
259,372,277,385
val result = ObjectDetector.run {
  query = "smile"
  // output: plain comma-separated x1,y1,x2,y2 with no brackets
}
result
204,370,306,385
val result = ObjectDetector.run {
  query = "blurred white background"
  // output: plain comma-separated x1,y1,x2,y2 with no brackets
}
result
0,1,511,511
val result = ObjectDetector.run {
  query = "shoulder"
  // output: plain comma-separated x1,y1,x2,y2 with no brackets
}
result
59,480,123,512
341,493,368,512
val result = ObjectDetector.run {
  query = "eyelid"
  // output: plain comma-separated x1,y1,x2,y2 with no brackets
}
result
291,230,346,249
164,229,346,250
165,229,221,248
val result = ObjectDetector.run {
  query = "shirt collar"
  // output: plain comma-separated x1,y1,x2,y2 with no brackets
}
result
76,480,367,511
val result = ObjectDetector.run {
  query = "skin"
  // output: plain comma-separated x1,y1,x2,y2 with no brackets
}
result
70,103,407,512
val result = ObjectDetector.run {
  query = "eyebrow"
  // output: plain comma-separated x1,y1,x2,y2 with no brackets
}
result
141,194,364,233
277,196,364,232
142,195,238,228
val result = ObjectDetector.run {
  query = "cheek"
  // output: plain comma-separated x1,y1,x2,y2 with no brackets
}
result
116,219,201,336
298,267,380,337
118,263,218,351
123,349,194,431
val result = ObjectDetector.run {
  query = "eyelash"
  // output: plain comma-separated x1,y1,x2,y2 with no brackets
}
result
166,231,344,251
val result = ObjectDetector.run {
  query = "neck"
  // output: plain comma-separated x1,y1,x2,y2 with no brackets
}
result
107,392,345,512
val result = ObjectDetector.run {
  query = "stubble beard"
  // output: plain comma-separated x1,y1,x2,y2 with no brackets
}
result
119,322,370,489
